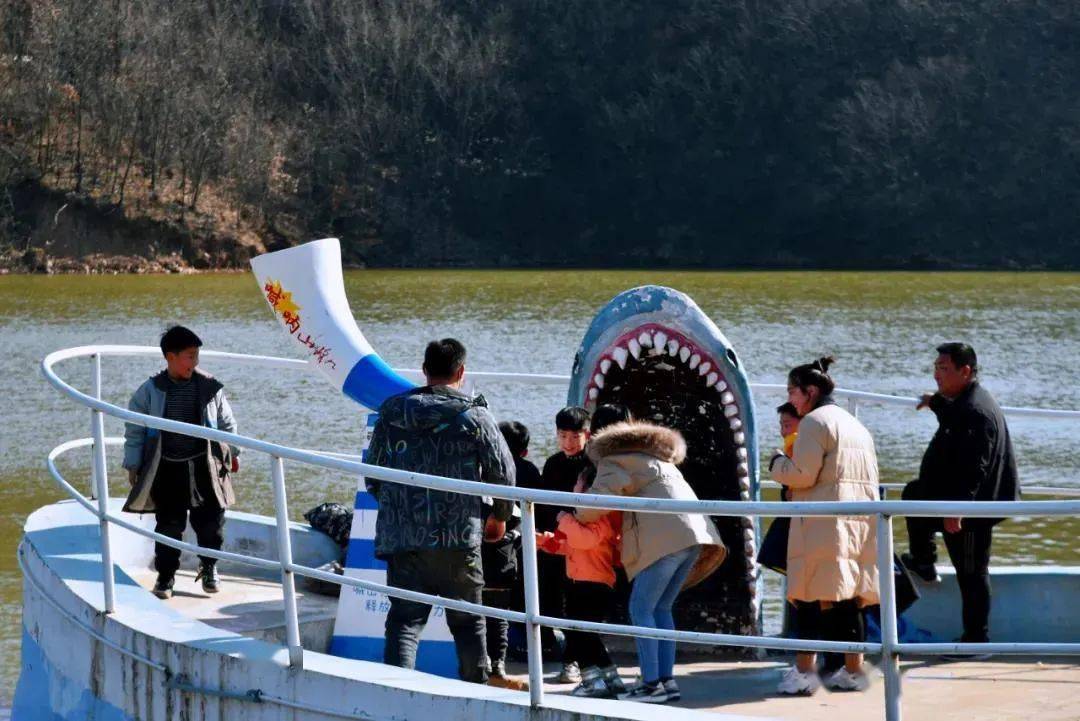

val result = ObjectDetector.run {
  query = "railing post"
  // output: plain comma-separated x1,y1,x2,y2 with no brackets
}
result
876,513,902,721
520,501,545,707
90,353,116,613
89,354,100,499
271,456,304,669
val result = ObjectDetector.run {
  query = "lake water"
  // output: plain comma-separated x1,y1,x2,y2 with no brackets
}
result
1,270,1078,700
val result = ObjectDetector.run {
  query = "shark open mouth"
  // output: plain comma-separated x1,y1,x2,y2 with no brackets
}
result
583,323,749,490
570,287,759,639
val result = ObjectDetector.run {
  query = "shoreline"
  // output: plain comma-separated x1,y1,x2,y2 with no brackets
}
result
0,250,1071,275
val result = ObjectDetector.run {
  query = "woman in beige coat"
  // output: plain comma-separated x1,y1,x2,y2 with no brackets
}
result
770,357,879,695
576,419,726,704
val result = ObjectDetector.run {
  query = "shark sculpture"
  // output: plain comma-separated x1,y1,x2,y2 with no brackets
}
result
251,242,760,668
569,285,760,638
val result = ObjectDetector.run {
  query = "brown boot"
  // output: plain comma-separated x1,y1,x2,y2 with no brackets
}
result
487,673,529,691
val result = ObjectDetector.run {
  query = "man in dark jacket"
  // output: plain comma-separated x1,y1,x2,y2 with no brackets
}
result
901,343,1019,646
366,338,516,684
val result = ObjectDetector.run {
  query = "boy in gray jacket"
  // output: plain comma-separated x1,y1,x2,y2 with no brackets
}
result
122,326,240,599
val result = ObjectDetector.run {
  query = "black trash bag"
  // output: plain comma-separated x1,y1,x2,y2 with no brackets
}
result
892,553,921,615
303,502,353,550
756,516,790,574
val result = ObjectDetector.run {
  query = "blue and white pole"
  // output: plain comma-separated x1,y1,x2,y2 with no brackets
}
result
251,239,458,677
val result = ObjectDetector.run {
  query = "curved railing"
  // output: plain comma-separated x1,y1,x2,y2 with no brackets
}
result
38,345,1080,721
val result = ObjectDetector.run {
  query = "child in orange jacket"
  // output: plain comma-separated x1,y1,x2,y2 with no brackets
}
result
537,471,626,698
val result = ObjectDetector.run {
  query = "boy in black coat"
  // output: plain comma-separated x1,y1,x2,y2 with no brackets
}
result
523,407,591,683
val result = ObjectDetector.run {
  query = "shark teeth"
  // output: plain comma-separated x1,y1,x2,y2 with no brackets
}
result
591,329,748,441
737,462,749,478
612,347,628,368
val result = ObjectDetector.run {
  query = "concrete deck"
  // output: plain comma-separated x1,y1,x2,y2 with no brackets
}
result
132,570,1080,721
535,658,1080,720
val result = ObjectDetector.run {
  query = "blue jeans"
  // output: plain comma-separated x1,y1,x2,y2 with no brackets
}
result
628,545,700,683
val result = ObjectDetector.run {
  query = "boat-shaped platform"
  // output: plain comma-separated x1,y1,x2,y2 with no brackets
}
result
17,499,1079,720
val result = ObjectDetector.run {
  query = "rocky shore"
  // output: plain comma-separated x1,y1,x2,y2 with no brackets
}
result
1,247,246,275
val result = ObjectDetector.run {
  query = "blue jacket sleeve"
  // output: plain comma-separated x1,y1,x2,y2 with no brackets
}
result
122,382,150,470
215,389,240,457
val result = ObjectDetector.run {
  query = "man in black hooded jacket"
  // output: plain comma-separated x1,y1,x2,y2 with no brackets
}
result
366,338,516,684
902,343,1019,647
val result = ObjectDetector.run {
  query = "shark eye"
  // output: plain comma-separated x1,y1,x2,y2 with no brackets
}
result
727,348,739,368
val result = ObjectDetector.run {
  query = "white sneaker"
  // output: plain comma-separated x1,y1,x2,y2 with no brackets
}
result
556,661,581,684
777,666,821,695
823,667,870,692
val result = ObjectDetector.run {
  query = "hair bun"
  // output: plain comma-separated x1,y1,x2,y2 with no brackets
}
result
813,356,836,374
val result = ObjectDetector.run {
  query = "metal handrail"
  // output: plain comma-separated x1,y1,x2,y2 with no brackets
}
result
38,345,1080,721
57,344,1080,419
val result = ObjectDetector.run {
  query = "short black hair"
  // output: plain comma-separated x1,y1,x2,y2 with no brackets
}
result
423,338,467,380
936,342,978,377
499,420,530,457
555,406,590,432
160,326,202,356
590,403,633,434
776,402,799,417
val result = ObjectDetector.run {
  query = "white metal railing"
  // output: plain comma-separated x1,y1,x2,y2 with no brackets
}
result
38,345,1080,721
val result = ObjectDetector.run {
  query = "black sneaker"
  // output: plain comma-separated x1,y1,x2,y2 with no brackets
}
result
602,666,627,696
941,638,992,662
195,563,220,594
900,553,940,583
619,680,670,704
152,575,174,600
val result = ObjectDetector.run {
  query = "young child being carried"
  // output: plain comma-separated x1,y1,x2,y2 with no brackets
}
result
537,465,625,698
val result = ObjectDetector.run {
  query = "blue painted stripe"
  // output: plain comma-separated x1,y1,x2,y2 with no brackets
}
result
345,538,385,570
15,625,135,720
354,490,379,511
342,355,414,411
330,635,460,678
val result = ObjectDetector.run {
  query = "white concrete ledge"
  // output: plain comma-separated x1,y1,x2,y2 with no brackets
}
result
17,500,772,721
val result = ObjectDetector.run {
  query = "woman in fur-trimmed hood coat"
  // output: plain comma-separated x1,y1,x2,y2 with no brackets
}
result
576,421,726,584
